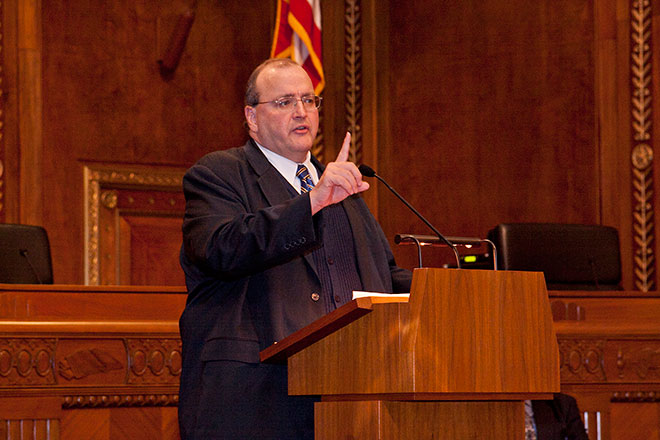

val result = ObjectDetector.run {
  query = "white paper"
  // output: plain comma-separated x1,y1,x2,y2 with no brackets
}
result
352,291,410,300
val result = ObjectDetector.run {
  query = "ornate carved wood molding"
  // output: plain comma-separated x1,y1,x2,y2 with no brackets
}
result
62,393,179,409
558,338,607,382
631,0,655,291
345,0,362,164
126,338,182,384
558,336,660,386
83,163,185,285
0,338,57,385
312,113,325,162
612,390,660,401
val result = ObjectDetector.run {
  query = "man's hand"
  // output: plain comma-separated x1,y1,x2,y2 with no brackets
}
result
309,132,369,215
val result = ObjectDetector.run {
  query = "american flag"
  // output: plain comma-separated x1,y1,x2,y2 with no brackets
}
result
271,0,324,94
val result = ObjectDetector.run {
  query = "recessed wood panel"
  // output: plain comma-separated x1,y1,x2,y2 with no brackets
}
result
380,0,597,270
610,403,660,440
120,215,184,286
85,164,185,286
39,1,274,283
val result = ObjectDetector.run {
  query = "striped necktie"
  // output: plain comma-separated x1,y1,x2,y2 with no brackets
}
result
296,164,315,193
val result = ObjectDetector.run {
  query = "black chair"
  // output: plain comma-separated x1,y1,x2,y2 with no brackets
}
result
487,223,621,290
0,224,53,284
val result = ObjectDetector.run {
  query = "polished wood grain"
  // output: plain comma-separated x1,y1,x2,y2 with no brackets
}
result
595,0,634,290
289,268,560,397
0,284,186,320
287,268,559,437
0,285,186,440
0,397,61,440
260,296,405,364
377,0,599,272
17,0,43,227
6,284,660,438
117,215,184,286
30,0,274,284
610,403,660,440
315,400,523,440
551,291,660,440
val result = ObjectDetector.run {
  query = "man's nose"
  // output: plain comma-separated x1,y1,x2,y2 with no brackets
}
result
292,99,308,117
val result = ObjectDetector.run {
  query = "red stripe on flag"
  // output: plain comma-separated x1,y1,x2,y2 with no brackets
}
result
271,0,292,57
270,0,324,94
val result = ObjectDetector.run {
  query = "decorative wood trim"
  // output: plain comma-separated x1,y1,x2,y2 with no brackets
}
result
0,338,57,386
611,390,660,401
631,0,655,291
62,393,178,409
312,112,325,162
83,163,185,285
558,338,607,382
126,338,182,384
344,0,362,164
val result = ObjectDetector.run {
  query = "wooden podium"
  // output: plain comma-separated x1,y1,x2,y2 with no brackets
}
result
262,268,560,439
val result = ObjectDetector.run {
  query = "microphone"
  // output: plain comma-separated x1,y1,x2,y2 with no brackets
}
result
19,248,44,284
358,164,461,269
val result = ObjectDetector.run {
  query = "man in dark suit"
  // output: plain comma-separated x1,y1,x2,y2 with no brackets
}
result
531,393,589,440
178,58,411,439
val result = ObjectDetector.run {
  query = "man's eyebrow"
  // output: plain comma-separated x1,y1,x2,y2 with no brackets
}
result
275,93,314,99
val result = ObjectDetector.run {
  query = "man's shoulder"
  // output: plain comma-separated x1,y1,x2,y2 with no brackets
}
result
194,141,252,168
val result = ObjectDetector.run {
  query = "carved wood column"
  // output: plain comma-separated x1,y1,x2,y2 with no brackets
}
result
630,0,655,291
17,0,42,226
598,0,658,291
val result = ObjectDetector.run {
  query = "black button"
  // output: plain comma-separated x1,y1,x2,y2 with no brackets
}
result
334,295,341,303
327,257,334,265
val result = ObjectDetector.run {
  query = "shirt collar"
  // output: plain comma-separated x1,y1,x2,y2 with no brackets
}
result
256,142,319,193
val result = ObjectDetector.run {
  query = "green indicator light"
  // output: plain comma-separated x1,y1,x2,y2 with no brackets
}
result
464,255,477,263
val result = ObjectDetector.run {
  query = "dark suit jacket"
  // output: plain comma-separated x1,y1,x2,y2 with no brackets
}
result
178,139,411,439
533,393,589,440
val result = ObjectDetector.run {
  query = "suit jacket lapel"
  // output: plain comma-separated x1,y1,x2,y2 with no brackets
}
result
245,139,294,207
246,139,319,277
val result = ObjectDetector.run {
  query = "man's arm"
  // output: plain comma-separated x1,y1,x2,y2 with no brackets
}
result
182,155,320,280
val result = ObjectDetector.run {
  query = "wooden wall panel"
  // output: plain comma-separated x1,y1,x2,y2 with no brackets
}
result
377,0,598,270
596,0,633,291
0,397,61,440
1,1,20,224
0,0,654,288
84,163,185,285
610,403,660,440
37,1,274,284
119,215,185,286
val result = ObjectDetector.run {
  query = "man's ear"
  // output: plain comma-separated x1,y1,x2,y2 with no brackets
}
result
244,106,257,132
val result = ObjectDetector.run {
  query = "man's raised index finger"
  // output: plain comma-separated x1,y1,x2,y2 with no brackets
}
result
335,131,351,162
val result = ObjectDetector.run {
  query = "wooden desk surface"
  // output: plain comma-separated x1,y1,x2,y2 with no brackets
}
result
0,283,186,321
0,285,658,440
0,284,187,439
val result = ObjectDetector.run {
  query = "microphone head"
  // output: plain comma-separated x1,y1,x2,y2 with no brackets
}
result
358,164,376,177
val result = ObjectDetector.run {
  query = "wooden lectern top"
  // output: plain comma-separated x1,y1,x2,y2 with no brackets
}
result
278,268,560,400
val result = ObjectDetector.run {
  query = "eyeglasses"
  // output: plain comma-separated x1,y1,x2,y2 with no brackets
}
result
252,95,322,111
